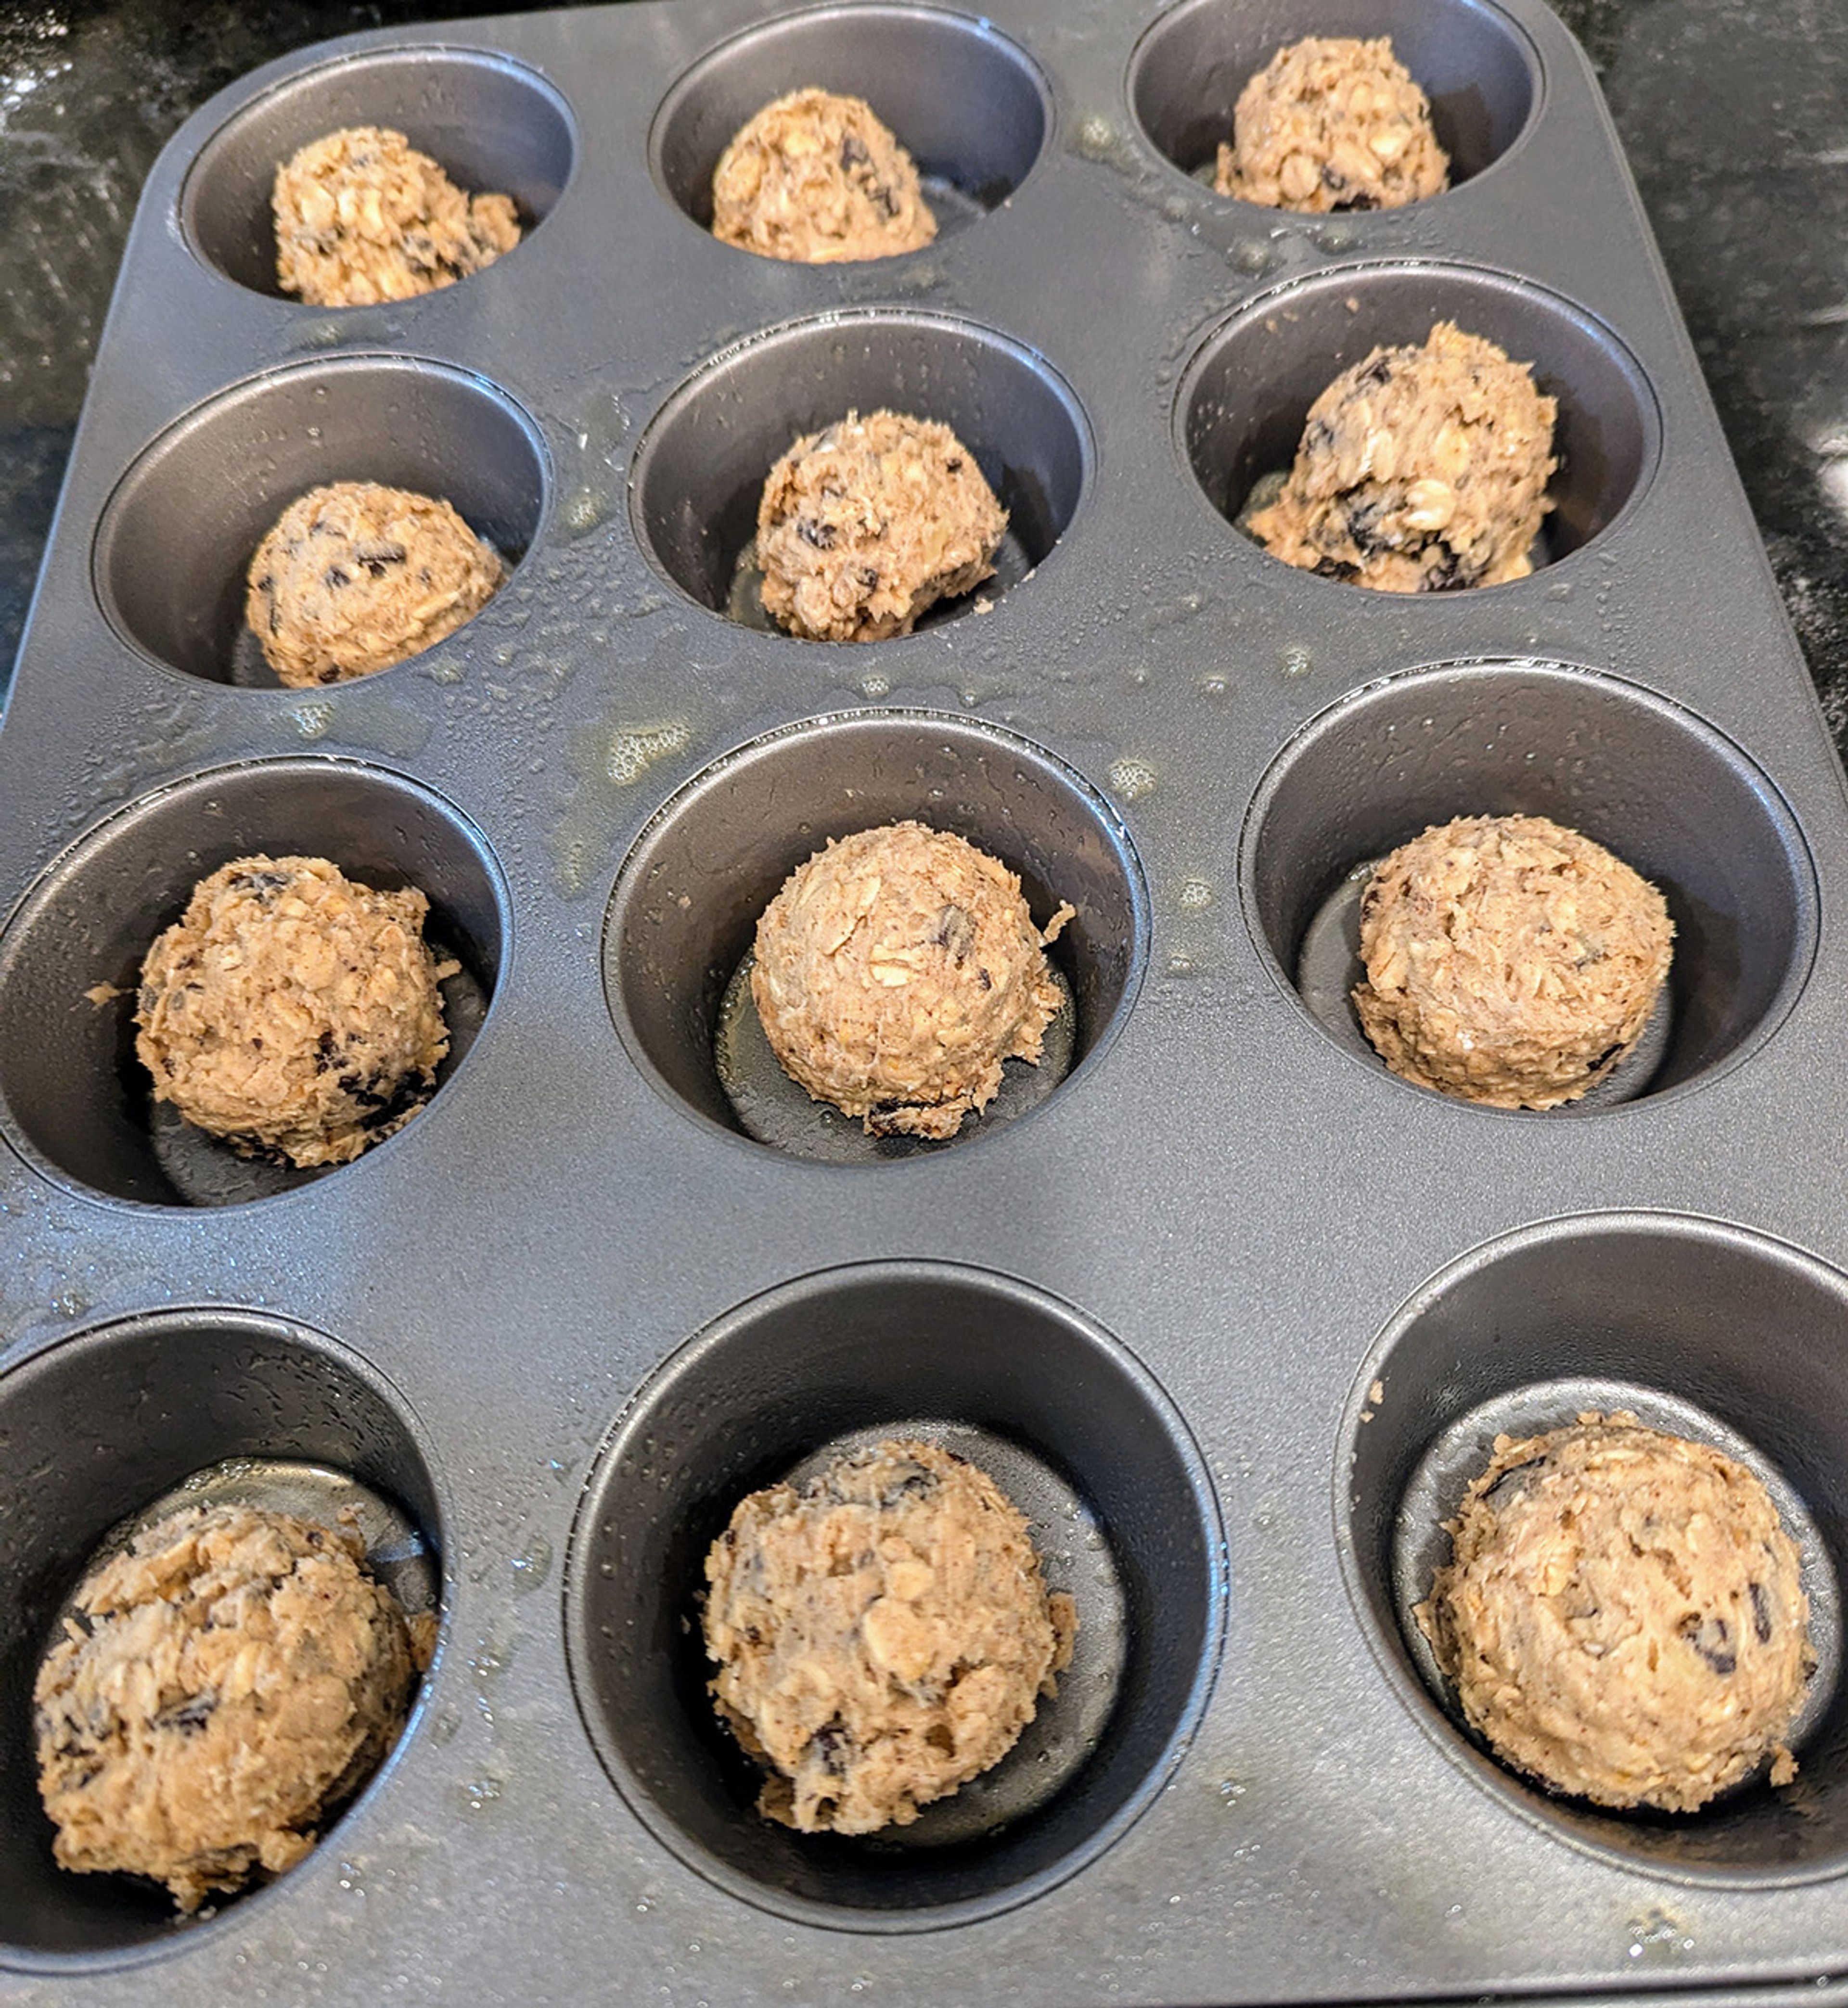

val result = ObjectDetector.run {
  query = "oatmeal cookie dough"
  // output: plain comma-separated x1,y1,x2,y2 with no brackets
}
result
1351,815,1672,1109
35,1502,430,1910
712,88,937,264
1417,1414,1814,1813
135,854,460,1168
1216,36,1449,212
1249,321,1557,592
757,409,1006,642
246,480,504,687
751,821,1073,1138
273,126,520,307
704,1439,1077,1833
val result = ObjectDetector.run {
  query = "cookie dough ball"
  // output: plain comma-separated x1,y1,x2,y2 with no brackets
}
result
712,88,937,264
1417,1415,1814,1812
757,409,1007,642
273,126,520,307
135,854,459,1168
751,821,1073,1139
1216,37,1449,212
1249,321,1557,592
246,480,503,687
35,1502,429,1910
704,1439,1077,1833
1351,815,1673,1109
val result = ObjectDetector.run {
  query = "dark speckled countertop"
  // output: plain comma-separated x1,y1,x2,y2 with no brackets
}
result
3,0,1847,742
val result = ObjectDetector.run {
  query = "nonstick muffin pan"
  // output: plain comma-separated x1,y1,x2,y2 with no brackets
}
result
5,0,1848,2001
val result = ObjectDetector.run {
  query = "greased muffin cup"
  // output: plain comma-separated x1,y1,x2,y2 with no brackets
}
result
4,0,1848,2001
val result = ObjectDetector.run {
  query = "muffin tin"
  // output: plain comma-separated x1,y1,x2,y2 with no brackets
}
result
4,0,1848,2000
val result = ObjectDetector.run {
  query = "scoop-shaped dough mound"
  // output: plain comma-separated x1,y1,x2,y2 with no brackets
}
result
1250,321,1557,592
273,125,520,307
1351,814,1673,1109
246,480,504,687
704,1439,1077,1833
1217,36,1449,213
136,854,459,1168
35,1502,428,1910
757,409,1007,642
712,88,937,264
751,821,1073,1139
1417,1414,1814,1813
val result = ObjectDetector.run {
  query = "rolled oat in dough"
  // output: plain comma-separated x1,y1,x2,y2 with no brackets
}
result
757,409,1006,642
1417,1414,1813,1812
1217,37,1449,212
35,1502,430,1910
135,854,460,1168
704,1439,1077,1833
246,480,503,687
273,126,520,307
751,820,1073,1139
1351,814,1673,1109
1249,321,1557,592
712,88,937,264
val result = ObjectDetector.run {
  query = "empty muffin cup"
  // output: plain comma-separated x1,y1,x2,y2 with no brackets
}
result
1239,661,1816,1107
0,758,507,1207
628,310,1090,632
1129,0,1538,197
1177,262,1657,580
0,1309,441,1960
1340,1214,1848,1881
564,1259,1222,1928
651,3,1050,242
181,45,574,298
602,710,1145,1158
94,355,547,686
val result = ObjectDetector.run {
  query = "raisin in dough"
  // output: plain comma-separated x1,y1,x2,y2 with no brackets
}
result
1249,322,1557,592
35,1502,429,1910
751,821,1074,1139
246,480,503,687
1351,815,1673,1109
1417,1415,1814,1813
757,409,1006,642
273,126,520,308
1216,37,1449,212
135,854,459,1168
712,88,937,264
704,1440,1077,1833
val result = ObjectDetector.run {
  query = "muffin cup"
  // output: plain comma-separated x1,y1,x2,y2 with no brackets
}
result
0,758,507,1206
1239,660,1817,1108
93,355,549,687
0,1309,442,1962
564,1260,1223,1928
1340,1214,1848,1882
628,310,1090,631
1128,0,1540,199
651,3,1051,242
181,45,575,298
602,709,1145,1154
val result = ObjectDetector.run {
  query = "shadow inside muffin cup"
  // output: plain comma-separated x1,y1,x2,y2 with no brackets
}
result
629,311,1090,636
0,1311,442,1960
651,3,1050,243
0,758,507,1208
1238,661,1816,1109
1339,1215,1848,1881
564,1261,1222,1929
1128,0,1539,198
602,711,1145,1157
181,45,575,299
1176,263,1658,584
94,355,546,688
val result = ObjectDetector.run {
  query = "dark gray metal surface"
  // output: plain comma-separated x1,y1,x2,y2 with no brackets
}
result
3,0,1848,2000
